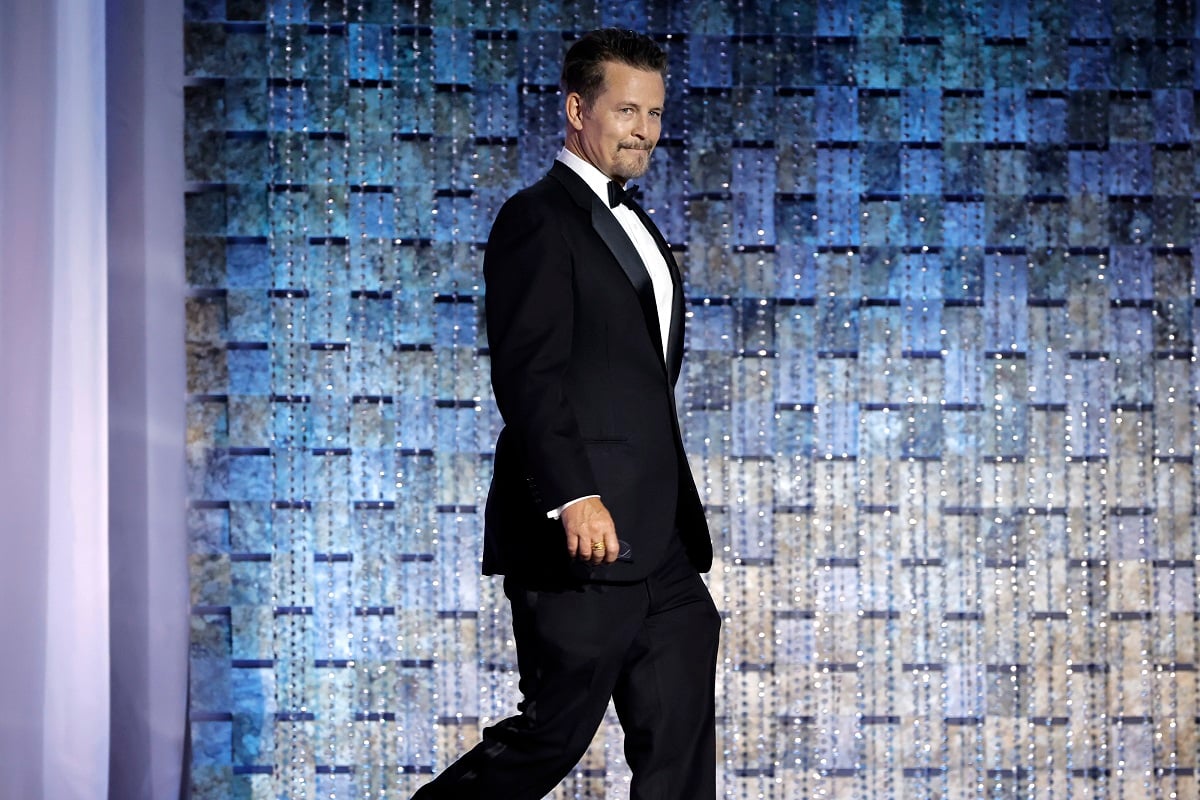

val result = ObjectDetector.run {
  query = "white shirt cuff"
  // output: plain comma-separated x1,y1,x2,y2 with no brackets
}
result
547,495,600,520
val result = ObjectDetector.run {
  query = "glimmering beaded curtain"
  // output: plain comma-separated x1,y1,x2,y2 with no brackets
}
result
185,0,1198,797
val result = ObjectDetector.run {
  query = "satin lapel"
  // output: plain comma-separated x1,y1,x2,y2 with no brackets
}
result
547,162,669,374
589,204,664,358
629,203,686,384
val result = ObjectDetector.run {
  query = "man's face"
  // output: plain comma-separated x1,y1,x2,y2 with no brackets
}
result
566,60,665,184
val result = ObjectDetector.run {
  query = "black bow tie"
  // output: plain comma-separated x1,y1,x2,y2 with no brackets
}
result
607,181,640,209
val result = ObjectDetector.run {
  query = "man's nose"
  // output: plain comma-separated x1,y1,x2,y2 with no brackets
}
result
631,113,650,138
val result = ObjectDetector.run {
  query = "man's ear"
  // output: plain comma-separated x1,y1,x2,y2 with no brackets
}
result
565,92,585,131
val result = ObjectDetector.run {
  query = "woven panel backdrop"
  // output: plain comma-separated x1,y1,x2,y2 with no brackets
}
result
185,0,1198,797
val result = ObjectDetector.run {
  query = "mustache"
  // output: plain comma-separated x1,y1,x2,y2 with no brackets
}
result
619,143,653,151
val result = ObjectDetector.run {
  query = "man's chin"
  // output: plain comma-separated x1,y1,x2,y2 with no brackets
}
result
616,159,651,182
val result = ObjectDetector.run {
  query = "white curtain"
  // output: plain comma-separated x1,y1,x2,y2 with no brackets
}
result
0,0,187,798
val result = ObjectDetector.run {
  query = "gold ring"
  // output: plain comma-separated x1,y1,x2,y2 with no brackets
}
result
591,542,606,552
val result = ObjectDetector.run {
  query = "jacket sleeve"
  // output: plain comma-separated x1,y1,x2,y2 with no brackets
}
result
483,191,598,513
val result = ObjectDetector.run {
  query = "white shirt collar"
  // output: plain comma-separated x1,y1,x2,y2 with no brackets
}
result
555,147,619,205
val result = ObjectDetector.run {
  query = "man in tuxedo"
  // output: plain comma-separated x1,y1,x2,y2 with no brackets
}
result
412,28,719,800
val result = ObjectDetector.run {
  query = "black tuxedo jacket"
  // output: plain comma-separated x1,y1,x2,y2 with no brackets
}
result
481,161,711,584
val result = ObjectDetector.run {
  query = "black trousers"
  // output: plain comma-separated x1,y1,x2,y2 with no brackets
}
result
412,537,721,799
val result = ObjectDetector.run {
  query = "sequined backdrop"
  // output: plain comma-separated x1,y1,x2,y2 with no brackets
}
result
185,0,1198,797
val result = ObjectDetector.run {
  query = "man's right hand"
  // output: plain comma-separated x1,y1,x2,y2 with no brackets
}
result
560,497,619,565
